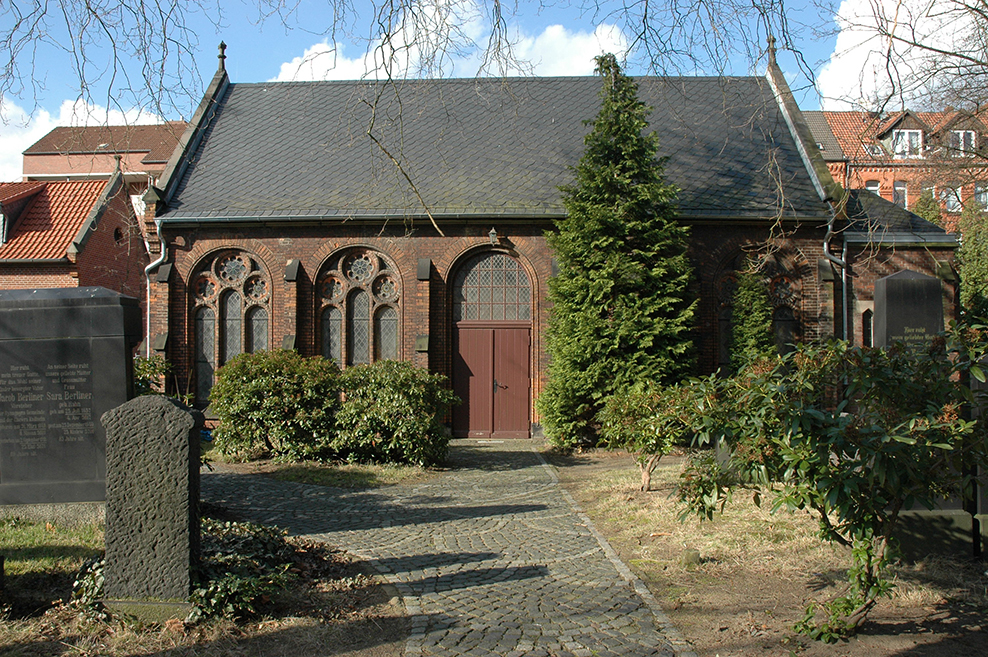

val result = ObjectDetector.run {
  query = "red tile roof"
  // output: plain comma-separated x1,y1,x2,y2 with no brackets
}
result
0,182,46,204
823,110,988,162
23,122,186,165
0,180,107,260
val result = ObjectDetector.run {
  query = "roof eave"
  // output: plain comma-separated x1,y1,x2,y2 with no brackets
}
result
845,231,958,247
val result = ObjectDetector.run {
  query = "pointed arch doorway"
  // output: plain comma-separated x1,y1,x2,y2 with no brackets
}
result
451,252,532,439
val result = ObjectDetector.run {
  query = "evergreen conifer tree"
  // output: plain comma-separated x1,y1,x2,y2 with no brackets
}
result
958,199,988,316
537,54,695,448
729,266,775,372
911,188,943,227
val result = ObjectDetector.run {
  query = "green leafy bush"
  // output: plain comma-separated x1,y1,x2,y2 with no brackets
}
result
676,325,988,638
333,360,458,466
133,353,170,396
189,520,297,622
210,350,341,461
598,376,722,491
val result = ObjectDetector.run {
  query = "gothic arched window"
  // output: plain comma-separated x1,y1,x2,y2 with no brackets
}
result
192,251,271,404
318,248,400,366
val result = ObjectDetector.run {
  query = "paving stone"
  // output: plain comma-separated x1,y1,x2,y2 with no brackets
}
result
201,439,695,656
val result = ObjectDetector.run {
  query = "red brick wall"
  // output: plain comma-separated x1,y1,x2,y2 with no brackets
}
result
152,221,554,418
149,217,956,421
76,186,148,301
0,264,78,289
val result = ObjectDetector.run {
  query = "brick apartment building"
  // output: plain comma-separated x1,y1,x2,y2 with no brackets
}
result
805,109,988,234
139,45,956,438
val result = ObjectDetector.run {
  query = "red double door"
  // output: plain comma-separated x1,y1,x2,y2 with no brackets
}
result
452,324,530,438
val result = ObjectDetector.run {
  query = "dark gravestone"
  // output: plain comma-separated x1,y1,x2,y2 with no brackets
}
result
0,288,141,506
101,395,202,621
873,270,943,348
873,272,976,557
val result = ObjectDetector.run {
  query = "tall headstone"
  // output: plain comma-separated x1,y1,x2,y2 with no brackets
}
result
0,288,141,507
874,271,976,558
873,270,943,348
101,395,202,622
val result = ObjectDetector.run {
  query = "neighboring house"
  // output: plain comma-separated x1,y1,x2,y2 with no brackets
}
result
805,109,988,233
0,171,147,297
23,122,187,218
140,45,955,438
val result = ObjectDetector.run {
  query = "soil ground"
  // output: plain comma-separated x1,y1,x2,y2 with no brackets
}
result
546,448,988,657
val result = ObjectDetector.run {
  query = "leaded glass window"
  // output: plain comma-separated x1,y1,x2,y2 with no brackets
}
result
376,306,398,360
453,252,531,321
318,248,400,367
195,307,215,404
349,289,371,365
191,250,271,404
221,290,242,365
246,306,268,352
322,306,342,364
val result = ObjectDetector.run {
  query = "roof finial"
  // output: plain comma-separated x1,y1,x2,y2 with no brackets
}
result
218,42,227,72
767,34,777,67
114,154,122,172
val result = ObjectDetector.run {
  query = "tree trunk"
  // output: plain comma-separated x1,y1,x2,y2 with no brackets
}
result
639,454,662,492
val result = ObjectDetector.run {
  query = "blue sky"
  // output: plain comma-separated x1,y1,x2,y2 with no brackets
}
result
0,0,878,179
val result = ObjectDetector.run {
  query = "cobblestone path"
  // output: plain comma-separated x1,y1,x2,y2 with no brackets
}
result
201,439,696,657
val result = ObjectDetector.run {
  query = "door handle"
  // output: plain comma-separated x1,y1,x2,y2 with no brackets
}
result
493,378,498,394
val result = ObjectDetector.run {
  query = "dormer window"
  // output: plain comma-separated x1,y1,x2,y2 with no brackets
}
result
863,143,885,158
950,130,976,156
892,129,923,157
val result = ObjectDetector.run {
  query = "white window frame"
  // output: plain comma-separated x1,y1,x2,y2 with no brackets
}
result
939,186,963,213
975,183,988,210
893,181,907,208
892,129,923,158
950,130,977,156
865,180,881,196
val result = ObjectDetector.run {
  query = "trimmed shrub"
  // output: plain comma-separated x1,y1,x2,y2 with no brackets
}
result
210,350,341,461
333,360,458,466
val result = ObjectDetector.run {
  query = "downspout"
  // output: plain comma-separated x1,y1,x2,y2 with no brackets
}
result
144,217,167,358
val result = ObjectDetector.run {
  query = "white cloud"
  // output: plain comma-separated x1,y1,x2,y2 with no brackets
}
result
273,14,629,82
0,99,163,181
818,0,978,110
508,24,628,76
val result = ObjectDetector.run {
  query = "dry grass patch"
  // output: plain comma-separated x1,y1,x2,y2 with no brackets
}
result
548,448,988,657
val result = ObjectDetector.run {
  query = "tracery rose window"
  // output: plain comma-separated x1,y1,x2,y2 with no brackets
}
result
318,249,400,366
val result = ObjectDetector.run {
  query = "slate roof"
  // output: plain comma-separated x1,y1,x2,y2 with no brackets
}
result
25,122,187,165
0,180,107,260
802,111,845,161
844,189,955,244
160,76,827,223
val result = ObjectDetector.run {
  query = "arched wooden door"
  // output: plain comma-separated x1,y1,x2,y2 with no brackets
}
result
451,252,532,439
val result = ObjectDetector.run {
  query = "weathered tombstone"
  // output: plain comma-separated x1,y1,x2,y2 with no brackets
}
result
0,288,141,515
101,395,202,622
873,270,943,349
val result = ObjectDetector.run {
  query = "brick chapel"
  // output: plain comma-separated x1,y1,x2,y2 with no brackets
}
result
139,44,957,439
